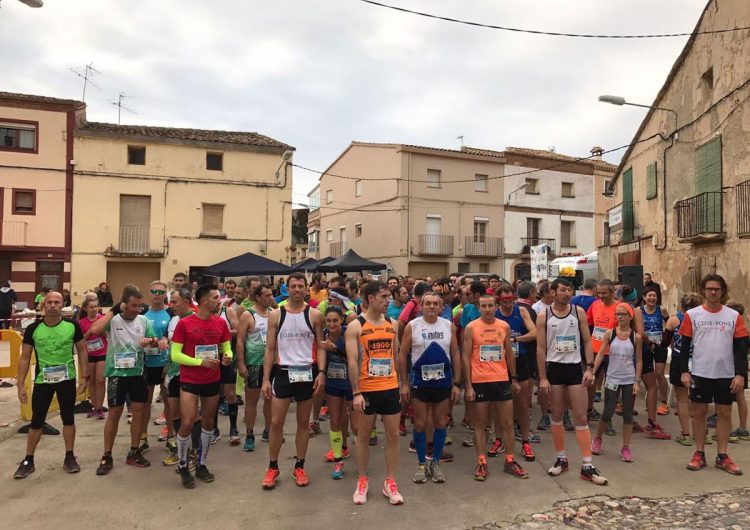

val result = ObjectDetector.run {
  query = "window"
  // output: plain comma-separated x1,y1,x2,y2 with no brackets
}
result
561,220,575,247
695,136,722,194
0,121,37,152
355,223,362,238
427,169,441,188
474,174,488,192
603,178,612,195
525,178,539,194
473,219,487,243
561,182,575,198
128,145,146,165
310,191,320,211
119,195,151,252
36,261,63,293
355,180,362,197
646,162,658,200
479,263,489,273
12,189,35,215
201,203,225,236
527,217,540,239
326,190,333,204
206,152,223,171
326,229,333,242
458,262,470,274
339,227,346,242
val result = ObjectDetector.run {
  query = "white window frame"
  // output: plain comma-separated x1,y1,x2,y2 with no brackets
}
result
427,169,441,188
355,222,362,238
326,229,333,242
355,180,362,197
474,174,488,192
326,190,333,204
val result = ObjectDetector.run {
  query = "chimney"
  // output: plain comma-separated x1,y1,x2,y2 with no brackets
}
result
590,146,603,160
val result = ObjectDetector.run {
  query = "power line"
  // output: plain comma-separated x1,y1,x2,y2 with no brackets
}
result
359,0,750,39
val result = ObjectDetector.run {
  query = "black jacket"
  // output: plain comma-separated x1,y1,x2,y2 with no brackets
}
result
0,287,17,316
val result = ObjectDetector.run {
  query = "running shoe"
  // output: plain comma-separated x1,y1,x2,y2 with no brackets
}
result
158,426,169,442
645,422,672,440
399,421,407,436
165,436,177,452
605,420,616,436
705,431,713,444
86,409,97,419
293,466,310,486
369,429,378,446
528,431,542,443
715,455,743,475
614,402,624,415
591,436,603,455
408,440,417,453
95,409,106,420
707,414,717,429
487,438,505,457
563,412,574,431
462,432,475,447
514,423,523,442
318,406,329,422
196,464,215,483
580,465,608,485
261,428,270,442
235,395,244,406
620,445,634,463
675,433,693,446
14,459,35,479
63,453,80,473
427,450,454,463
382,478,404,505
520,442,535,462
504,459,528,479
262,468,280,489
95,454,113,476
657,403,669,416
229,429,241,446
548,457,569,476
474,461,488,481
594,390,601,402
179,466,195,489
632,421,643,433
738,428,750,441
445,434,453,446
413,463,428,484
138,435,149,454
353,476,369,504
244,434,256,452
218,401,229,416
212,430,221,444
587,408,602,421
187,449,198,472
154,412,167,425
462,416,471,429
324,447,350,461
446,414,455,429
430,461,446,483
308,422,321,437
331,461,345,480
126,449,151,468
686,451,707,471
162,453,179,466
728,430,740,444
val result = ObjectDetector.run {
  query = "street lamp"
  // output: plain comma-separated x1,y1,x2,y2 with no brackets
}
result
598,95,678,138
506,182,528,205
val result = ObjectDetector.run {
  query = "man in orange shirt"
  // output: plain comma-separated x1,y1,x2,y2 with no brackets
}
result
309,274,328,305
586,280,618,423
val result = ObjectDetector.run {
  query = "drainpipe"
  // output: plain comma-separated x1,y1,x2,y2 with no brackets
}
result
656,135,675,251
407,152,412,262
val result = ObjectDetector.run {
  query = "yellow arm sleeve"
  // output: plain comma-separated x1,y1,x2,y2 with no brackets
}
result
170,342,203,367
220,341,233,359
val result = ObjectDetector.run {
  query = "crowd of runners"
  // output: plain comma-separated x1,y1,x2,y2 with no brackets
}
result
11,269,749,505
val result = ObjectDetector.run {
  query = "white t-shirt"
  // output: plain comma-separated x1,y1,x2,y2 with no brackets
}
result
681,305,748,379
532,301,551,315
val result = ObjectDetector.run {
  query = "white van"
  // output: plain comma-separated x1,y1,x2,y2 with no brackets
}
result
548,251,598,290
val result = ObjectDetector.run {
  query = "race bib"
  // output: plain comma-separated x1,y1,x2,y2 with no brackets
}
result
195,344,219,360
604,379,618,392
592,326,607,342
511,340,520,356
260,330,267,345
288,365,313,383
144,346,161,356
85,337,104,352
42,365,68,383
368,357,392,377
555,335,577,353
646,331,663,344
479,344,502,362
327,361,347,380
421,363,445,381
114,351,137,369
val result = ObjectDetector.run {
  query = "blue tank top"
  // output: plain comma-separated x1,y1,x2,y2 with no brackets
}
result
672,312,685,356
496,305,528,356
324,326,351,391
640,305,664,347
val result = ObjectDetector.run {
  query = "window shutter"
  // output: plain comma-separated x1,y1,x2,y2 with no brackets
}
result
120,195,151,227
646,162,657,200
16,192,33,210
622,168,634,242
695,136,722,194
202,204,224,235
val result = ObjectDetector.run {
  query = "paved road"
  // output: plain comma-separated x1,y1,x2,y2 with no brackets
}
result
2,388,750,529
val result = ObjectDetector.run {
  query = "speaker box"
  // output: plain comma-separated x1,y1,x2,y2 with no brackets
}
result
618,265,644,295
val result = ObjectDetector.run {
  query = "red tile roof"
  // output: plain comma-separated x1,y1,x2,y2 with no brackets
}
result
0,91,85,109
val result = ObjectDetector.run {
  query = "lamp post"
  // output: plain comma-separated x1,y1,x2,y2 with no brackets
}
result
598,95,678,138
506,182,529,205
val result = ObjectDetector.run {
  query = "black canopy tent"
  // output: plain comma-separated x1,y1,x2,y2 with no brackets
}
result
316,249,386,273
201,252,293,277
291,257,319,271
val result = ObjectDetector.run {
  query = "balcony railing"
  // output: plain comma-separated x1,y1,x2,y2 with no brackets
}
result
464,236,503,257
1,220,27,247
737,180,750,237
104,226,164,256
520,237,556,255
329,241,349,258
675,191,724,241
417,234,454,256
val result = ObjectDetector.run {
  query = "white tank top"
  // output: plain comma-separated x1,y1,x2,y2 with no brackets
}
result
276,307,316,366
545,306,582,364
606,332,636,385
410,316,452,365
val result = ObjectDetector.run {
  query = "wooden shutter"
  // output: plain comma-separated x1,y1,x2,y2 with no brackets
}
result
646,162,657,200
622,168,634,242
694,136,722,233
202,204,224,235
120,195,150,227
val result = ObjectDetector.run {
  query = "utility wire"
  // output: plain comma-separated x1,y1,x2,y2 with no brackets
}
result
359,0,750,39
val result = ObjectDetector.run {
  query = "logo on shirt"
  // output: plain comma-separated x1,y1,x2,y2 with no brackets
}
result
422,331,444,340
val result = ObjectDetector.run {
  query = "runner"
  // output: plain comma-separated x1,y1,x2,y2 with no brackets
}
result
495,284,538,463
727,302,750,442
169,272,187,304
346,281,404,505
236,283,273,452
681,274,748,475
309,273,328,305
261,272,325,489
399,291,460,484
586,280,619,428
241,277,262,312
464,293,526,481
79,297,107,420
14,292,88,479
532,282,553,315
537,278,607,485
171,284,233,488
91,286,159,475
591,303,642,462
215,301,240,445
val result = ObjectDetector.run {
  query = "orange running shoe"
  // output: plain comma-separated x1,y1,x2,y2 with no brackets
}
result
262,467,280,489
293,466,310,487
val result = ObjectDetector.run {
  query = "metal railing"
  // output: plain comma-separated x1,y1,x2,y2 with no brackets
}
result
464,236,503,257
520,237,556,255
737,180,750,237
1,220,27,247
118,226,151,253
418,234,454,256
674,191,724,239
329,241,349,258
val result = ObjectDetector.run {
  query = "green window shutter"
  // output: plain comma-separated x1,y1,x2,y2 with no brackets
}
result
622,168,634,242
646,162,657,200
694,136,722,233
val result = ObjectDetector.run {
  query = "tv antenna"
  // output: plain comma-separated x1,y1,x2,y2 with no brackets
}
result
107,93,137,125
457,135,464,148
69,62,101,102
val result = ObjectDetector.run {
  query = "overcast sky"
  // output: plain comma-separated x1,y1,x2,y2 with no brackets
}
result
1,0,708,205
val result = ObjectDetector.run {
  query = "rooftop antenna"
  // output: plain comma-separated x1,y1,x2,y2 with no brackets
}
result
69,62,101,102
457,135,464,149
107,93,137,125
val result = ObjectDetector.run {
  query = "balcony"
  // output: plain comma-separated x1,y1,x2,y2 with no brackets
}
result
417,234,454,256
308,243,319,257
737,180,750,238
104,226,164,257
464,236,503,257
0,220,27,247
675,191,725,242
520,237,556,255
329,241,349,258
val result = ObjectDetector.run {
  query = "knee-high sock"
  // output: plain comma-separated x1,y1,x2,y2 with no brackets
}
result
413,430,427,464
228,403,238,431
551,421,566,457
432,428,447,463
575,425,592,463
176,434,191,468
329,430,343,460
199,428,214,465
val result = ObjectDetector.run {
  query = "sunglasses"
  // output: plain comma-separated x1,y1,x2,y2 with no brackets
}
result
150,289,166,295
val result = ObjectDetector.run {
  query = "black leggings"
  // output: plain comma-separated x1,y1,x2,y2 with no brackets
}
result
601,384,634,425
31,379,76,429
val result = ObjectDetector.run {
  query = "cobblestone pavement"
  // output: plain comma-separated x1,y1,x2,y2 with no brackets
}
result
471,488,750,529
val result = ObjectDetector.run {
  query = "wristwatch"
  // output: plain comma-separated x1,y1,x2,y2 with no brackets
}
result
585,363,594,369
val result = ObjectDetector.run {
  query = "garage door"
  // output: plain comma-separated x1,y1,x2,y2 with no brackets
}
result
106,261,161,302
408,262,448,279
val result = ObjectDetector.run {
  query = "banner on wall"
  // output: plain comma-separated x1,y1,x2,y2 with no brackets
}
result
530,244,548,283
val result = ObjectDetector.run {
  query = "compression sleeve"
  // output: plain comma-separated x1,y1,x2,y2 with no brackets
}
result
734,337,749,377
170,342,202,367
680,337,692,373
220,341,233,359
